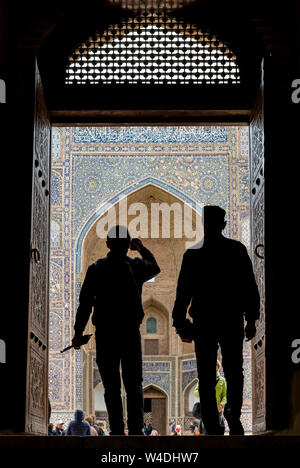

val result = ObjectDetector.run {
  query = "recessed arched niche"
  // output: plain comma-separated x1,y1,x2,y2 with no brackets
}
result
142,298,170,356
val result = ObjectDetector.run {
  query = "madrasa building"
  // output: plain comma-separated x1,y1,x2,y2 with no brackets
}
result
48,125,252,434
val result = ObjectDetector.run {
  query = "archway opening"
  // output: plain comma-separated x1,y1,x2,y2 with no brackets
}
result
48,124,253,434
144,385,168,435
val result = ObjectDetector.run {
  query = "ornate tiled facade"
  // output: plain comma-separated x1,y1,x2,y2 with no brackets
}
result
49,126,252,433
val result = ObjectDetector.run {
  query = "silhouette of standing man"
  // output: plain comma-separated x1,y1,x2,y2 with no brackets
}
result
72,225,160,435
172,206,260,435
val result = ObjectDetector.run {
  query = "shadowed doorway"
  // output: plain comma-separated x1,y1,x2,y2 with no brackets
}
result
144,385,168,436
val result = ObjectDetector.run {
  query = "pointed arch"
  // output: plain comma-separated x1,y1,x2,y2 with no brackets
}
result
143,297,170,318
183,377,199,415
74,177,202,273
143,383,168,398
142,296,170,356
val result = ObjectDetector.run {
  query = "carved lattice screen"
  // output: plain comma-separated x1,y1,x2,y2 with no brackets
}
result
65,3,240,85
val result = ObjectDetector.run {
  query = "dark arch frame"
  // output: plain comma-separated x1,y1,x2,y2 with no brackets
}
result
1,0,298,438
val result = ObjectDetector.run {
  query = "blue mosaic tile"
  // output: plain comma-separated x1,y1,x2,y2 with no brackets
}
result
51,173,62,206
72,153,229,242
73,127,228,144
143,372,170,395
182,360,197,371
182,370,198,390
143,361,170,372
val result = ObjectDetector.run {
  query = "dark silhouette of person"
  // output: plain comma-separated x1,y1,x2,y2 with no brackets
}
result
172,205,260,435
72,225,160,435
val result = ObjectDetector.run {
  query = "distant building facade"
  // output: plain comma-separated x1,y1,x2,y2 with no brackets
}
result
49,126,252,434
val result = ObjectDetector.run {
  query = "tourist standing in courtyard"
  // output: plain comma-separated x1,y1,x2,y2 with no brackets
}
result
85,416,99,436
193,360,227,434
72,225,160,435
66,409,91,435
52,419,66,436
172,205,260,435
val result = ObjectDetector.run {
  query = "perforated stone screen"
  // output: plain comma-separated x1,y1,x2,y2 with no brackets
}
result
65,11,240,85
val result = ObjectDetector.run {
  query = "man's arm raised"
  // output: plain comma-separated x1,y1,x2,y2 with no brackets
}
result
131,238,160,282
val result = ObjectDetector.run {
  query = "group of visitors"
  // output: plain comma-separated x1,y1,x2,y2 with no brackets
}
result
189,360,227,435
49,413,160,437
48,409,106,436
169,423,182,435
142,423,159,436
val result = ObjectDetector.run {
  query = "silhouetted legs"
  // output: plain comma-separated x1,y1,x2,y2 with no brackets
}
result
194,318,245,435
96,328,144,435
194,334,222,435
219,322,244,435
121,331,144,435
96,342,125,435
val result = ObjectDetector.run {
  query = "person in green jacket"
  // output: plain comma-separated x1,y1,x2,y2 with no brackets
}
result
194,360,227,434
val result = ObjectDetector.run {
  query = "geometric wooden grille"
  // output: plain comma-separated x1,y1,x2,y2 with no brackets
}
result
65,11,240,85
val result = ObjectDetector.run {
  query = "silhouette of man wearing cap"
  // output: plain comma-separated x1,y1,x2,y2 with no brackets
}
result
172,206,260,435
72,226,160,435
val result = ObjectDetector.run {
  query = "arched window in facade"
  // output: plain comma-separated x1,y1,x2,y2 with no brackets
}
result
65,11,240,85
146,316,157,334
